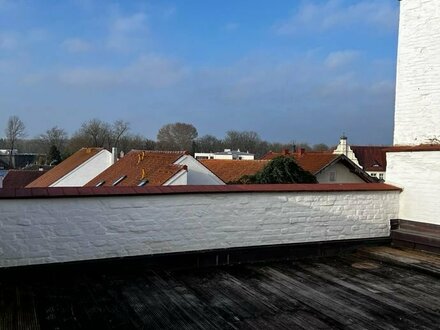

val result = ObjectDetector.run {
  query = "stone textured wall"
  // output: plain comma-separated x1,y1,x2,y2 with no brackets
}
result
0,190,399,268
387,151,440,225
394,0,440,145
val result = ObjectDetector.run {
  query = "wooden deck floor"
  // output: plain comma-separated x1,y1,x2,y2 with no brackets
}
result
1,249,440,329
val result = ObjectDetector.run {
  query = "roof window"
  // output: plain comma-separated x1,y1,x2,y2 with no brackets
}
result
95,180,105,187
138,179,149,186
112,175,127,186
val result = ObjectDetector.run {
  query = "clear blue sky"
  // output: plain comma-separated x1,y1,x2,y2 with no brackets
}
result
0,0,399,145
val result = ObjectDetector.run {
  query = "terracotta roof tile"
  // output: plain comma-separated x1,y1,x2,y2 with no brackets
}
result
351,146,387,172
86,150,187,187
200,160,268,183
26,148,104,188
3,170,46,188
261,151,339,174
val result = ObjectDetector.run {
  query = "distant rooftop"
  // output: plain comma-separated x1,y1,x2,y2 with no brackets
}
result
195,149,255,161
26,147,104,188
86,150,187,187
2,170,47,189
201,159,268,183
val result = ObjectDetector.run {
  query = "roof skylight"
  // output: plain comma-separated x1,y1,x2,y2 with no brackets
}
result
112,175,127,186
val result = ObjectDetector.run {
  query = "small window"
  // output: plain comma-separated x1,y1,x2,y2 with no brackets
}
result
370,173,377,177
95,180,105,187
329,172,336,182
112,175,127,186
138,179,149,186
379,173,384,180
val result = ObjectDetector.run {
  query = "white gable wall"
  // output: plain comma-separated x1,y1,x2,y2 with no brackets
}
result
174,155,225,185
51,150,113,187
316,162,366,184
164,169,188,185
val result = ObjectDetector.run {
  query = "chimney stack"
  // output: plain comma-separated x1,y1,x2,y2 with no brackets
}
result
297,147,306,156
111,147,118,164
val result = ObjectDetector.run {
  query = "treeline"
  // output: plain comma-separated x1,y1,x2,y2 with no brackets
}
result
1,116,332,164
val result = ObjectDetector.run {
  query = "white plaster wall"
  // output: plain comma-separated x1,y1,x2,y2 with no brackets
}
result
164,170,188,185
0,190,399,268
51,150,112,187
316,163,366,183
394,0,440,145
175,155,225,185
386,151,440,225
213,155,233,160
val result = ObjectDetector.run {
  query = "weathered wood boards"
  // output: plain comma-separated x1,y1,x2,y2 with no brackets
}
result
1,250,439,329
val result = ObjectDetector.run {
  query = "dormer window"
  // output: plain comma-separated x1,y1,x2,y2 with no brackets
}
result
112,175,127,186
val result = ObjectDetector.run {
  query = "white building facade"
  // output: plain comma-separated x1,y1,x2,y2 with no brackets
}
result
195,149,254,160
386,0,440,225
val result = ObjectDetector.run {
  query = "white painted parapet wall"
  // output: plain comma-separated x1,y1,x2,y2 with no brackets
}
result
0,185,400,268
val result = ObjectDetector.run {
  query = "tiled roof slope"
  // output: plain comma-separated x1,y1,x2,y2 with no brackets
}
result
261,151,339,174
26,148,103,188
3,170,46,188
201,160,268,183
351,146,387,172
86,150,187,187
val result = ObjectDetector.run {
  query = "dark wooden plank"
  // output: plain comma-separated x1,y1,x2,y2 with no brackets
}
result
338,254,440,305
119,273,175,328
250,264,380,329
2,249,440,329
153,271,238,329
290,259,440,328
15,285,40,330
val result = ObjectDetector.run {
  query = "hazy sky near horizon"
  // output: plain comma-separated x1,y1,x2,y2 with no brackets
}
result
0,0,399,145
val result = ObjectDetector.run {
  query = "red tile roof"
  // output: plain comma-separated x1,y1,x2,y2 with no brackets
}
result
26,148,104,188
86,150,187,187
351,146,387,172
200,160,268,183
261,151,339,174
3,170,47,188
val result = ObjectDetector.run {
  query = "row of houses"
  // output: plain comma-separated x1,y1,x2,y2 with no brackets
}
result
1,138,384,188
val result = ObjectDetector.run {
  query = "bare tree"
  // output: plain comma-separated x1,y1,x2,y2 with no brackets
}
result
110,120,130,148
40,126,68,151
76,118,111,147
4,116,26,168
223,130,261,153
157,122,198,151
195,135,224,153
